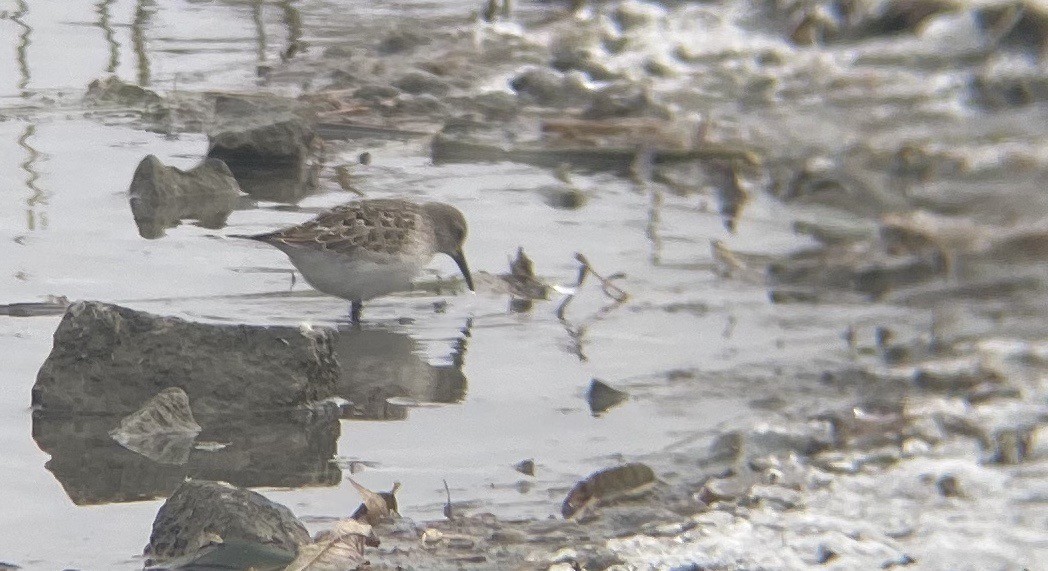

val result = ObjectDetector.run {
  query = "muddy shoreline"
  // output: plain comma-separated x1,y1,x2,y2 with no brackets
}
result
1,0,1047,568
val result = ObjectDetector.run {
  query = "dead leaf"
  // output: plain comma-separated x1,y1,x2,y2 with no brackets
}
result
562,463,656,519
349,479,399,524
284,519,375,571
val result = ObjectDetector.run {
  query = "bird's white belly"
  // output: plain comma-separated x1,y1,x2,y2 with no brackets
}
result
284,248,428,301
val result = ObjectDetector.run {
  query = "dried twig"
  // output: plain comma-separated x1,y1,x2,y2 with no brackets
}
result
556,253,629,319
335,164,366,196
442,479,454,520
575,253,629,302
555,254,630,361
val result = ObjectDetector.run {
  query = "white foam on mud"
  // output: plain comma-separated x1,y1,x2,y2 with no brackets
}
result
608,444,1048,569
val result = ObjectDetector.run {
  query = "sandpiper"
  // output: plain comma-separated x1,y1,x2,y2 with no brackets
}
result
234,199,474,322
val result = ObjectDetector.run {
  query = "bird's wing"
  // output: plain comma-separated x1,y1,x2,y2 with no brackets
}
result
261,200,428,260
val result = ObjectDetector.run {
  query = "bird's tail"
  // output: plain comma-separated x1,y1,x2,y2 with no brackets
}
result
227,232,272,242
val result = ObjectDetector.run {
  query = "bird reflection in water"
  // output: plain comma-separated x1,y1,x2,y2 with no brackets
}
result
334,319,470,421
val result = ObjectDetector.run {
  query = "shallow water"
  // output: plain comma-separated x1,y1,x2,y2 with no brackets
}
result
1,0,1046,568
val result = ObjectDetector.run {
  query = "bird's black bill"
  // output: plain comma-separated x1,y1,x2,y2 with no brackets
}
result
451,250,475,291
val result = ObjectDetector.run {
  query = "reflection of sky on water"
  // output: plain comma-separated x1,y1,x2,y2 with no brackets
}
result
0,0,268,98
0,0,508,99
2,0,1045,568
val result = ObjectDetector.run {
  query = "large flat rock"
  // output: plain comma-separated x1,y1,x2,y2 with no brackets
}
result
33,301,340,415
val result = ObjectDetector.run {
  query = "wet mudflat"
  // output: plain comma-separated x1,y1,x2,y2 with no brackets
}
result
1,0,1047,569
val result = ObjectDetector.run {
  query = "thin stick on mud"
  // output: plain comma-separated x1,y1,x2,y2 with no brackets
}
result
443,479,454,520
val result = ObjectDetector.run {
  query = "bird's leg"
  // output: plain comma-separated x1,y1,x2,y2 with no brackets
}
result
350,300,363,323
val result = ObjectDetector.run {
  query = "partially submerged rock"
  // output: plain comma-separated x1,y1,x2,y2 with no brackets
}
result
207,111,318,202
514,458,536,476
208,115,314,165
128,154,241,239
85,76,162,107
587,378,629,416
109,387,202,465
144,479,309,568
510,68,592,107
33,301,340,415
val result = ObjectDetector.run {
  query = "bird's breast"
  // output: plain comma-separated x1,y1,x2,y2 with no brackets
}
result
280,247,431,301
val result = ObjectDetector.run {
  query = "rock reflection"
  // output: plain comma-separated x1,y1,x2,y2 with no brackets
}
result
132,0,155,86
94,0,120,73
17,124,48,232
279,0,304,61
12,0,30,91
223,157,318,203
252,0,267,65
334,323,469,421
32,411,340,505
710,160,749,233
127,155,240,239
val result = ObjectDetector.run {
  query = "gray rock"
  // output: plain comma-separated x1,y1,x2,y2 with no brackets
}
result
550,49,620,81
354,84,402,101
393,71,451,96
144,479,309,568
208,116,313,165
211,93,306,120
588,379,628,416
394,93,449,116
33,301,340,415
509,68,592,107
466,91,520,121
377,27,430,54
128,155,241,239
742,420,836,462
207,115,318,202
110,387,202,465
85,76,162,107
583,83,672,120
